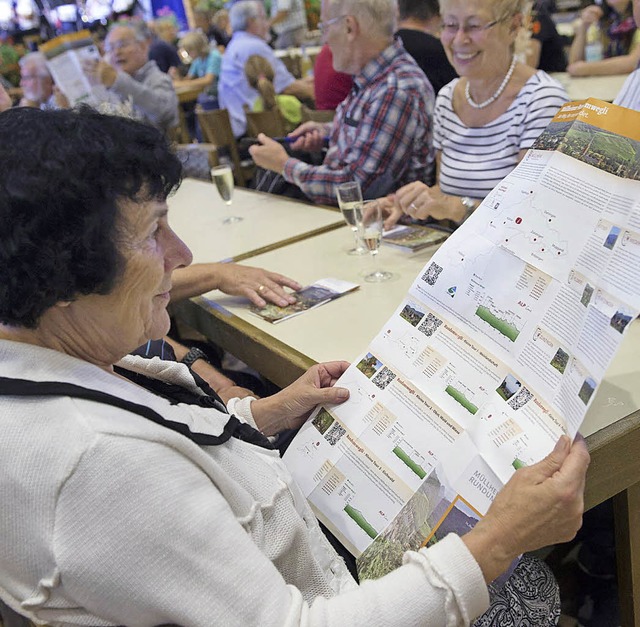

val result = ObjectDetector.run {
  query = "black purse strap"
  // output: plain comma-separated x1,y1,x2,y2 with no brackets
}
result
0,376,273,449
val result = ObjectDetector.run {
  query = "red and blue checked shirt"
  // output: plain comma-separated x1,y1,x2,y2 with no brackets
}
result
283,40,435,205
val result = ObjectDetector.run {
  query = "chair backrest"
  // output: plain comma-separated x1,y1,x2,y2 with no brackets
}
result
196,108,247,187
245,109,287,138
300,105,336,124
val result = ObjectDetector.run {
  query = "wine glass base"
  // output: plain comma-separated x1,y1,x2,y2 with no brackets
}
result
347,246,368,256
364,270,393,283
222,216,243,224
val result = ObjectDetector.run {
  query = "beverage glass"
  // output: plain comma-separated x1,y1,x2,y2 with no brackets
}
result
361,201,393,282
211,165,242,224
336,181,367,255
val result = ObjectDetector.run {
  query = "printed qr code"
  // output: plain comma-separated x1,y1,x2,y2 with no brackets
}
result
508,387,533,410
324,422,346,446
418,312,443,337
421,262,443,286
372,366,396,390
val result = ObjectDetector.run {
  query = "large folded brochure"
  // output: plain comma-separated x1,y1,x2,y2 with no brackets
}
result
283,99,640,580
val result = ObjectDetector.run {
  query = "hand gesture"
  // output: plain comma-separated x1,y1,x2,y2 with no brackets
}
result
395,181,466,222
251,361,350,435
465,435,589,582
579,5,604,27
287,121,328,152
249,133,289,174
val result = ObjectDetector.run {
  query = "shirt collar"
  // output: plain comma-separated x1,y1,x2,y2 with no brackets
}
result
353,39,401,91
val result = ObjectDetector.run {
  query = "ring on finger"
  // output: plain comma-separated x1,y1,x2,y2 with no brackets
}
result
409,202,418,213
258,285,266,293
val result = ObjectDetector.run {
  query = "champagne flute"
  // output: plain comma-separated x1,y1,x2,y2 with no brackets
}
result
362,201,393,282
336,181,367,255
211,165,243,224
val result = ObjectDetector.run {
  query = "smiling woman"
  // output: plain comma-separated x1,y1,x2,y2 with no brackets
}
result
380,0,568,228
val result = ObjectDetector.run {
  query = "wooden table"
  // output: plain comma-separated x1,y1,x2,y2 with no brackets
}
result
173,225,640,626
551,71,629,102
168,179,344,264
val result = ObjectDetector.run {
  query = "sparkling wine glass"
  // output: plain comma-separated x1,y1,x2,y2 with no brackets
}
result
336,181,367,255
362,201,393,282
211,165,242,224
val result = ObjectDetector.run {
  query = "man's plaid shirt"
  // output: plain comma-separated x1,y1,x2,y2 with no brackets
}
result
283,40,435,205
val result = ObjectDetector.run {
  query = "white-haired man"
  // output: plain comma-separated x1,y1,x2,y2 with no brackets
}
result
18,52,56,109
250,0,435,205
85,22,179,134
218,0,313,137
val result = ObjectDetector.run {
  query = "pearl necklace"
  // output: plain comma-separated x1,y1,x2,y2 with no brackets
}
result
465,55,517,109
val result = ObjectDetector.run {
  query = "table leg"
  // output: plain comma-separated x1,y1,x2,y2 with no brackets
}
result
614,481,640,627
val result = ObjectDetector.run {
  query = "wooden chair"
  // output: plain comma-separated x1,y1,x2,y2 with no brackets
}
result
300,105,336,124
245,108,287,138
196,108,253,187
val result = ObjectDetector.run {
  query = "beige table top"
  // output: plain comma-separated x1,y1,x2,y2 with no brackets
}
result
551,71,628,103
168,179,343,263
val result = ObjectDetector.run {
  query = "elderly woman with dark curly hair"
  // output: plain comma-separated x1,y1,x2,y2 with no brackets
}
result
0,107,589,627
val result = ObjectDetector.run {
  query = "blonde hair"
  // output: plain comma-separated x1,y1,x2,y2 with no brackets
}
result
244,55,277,110
179,31,209,59
440,0,526,20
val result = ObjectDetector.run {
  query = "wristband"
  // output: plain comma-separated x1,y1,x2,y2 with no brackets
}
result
180,347,209,369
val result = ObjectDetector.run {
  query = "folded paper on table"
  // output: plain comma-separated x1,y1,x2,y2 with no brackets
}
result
250,278,359,323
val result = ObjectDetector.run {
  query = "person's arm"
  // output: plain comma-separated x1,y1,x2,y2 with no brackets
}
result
568,44,640,76
0,83,11,112
170,263,302,307
254,86,431,205
281,76,315,101
163,336,254,401
109,64,179,129
568,5,603,64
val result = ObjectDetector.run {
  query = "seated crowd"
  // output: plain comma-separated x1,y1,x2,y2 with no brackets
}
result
0,0,639,625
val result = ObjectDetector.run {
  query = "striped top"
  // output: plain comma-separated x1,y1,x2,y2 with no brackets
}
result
614,68,640,110
434,71,567,199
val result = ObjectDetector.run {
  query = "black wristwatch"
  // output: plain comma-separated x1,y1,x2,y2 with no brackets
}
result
180,347,209,369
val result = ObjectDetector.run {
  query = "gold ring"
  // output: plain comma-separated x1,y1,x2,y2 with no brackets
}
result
258,285,266,293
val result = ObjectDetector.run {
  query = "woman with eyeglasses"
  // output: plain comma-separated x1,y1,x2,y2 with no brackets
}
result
378,0,567,229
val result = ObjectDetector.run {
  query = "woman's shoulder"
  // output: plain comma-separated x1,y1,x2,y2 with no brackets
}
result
435,78,459,107
516,70,568,104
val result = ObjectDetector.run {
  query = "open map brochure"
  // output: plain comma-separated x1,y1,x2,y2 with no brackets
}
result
283,99,640,580
249,278,359,323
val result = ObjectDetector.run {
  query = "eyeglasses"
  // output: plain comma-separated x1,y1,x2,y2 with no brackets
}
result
441,17,505,37
317,14,347,32
104,38,137,53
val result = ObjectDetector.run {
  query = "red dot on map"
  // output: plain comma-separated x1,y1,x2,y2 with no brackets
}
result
515,217,522,224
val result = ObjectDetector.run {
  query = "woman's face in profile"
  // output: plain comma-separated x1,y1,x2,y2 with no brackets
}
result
440,0,515,80
65,198,192,356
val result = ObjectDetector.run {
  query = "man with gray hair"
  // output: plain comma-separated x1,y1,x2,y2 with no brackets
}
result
250,0,435,205
218,0,313,137
18,52,56,109
84,22,179,134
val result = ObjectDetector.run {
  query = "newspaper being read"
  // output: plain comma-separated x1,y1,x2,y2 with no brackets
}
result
283,99,640,580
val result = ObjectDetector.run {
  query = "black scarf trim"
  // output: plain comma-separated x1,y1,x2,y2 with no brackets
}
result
0,376,273,449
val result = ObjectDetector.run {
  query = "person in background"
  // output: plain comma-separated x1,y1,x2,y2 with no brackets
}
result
18,52,56,108
313,43,352,110
148,18,183,76
379,0,567,228
0,81,10,111
178,31,222,98
269,0,307,49
396,0,458,95
0,34,21,87
526,0,567,72
211,9,232,48
244,54,303,132
250,0,435,205
0,105,590,627
218,0,313,138
568,0,640,76
614,0,640,108
85,21,179,134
